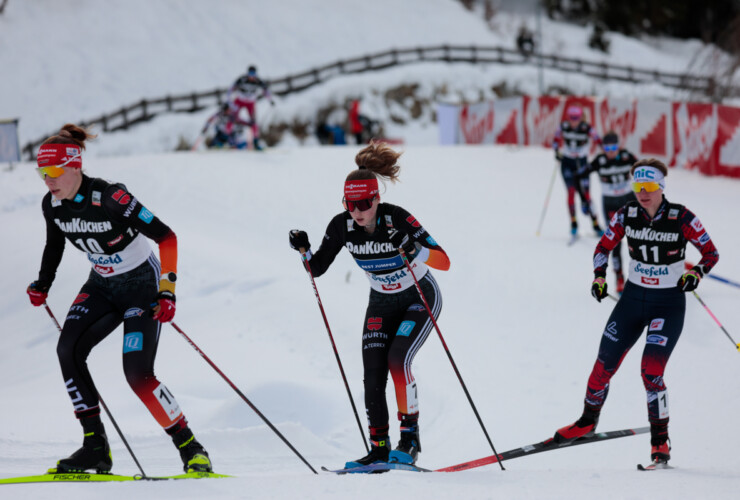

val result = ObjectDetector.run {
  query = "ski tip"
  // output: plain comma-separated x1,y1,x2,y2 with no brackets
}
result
637,462,673,471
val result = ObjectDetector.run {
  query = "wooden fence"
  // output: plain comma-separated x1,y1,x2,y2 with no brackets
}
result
22,44,735,159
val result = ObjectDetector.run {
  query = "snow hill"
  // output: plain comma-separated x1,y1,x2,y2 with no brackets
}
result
1,145,739,499
0,0,722,155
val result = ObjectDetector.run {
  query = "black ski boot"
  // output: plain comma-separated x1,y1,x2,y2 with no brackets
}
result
650,419,671,463
345,427,390,469
55,416,112,473
389,414,421,464
171,425,212,473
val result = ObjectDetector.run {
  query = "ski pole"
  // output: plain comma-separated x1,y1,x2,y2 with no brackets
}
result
298,249,369,453
685,262,740,290
397,249,505,470
190,133,204,152
536,161,559,237
690,291,739,351
170,322,318,474
43,304,148,478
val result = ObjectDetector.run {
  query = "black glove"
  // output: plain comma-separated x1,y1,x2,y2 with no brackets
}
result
591,276,607,302
388,229,416,256
289,230,310,252
677,266,702,292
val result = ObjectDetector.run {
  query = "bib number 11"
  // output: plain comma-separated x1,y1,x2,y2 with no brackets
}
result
638,244,659,263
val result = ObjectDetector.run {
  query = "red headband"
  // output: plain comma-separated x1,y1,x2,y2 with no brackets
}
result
37,143,82,169
344,179,378,201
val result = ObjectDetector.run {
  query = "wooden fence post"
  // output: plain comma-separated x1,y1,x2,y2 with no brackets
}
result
120,107,128,129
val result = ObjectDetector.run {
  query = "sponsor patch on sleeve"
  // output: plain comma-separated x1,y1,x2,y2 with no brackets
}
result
698,232,711,245
690,217,704,232
138,207,154,223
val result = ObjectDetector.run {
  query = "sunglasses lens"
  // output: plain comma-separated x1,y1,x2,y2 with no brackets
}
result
604,144,618,152
37,166,65,179
343,196,375,212
632,181,660,193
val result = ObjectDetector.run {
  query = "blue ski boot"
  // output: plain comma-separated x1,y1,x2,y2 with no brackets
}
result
345,427,390,469
389,415,421,464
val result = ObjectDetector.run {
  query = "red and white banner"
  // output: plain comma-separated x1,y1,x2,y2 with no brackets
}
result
441,96,740,178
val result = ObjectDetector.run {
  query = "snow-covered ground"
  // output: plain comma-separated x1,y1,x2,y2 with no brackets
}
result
2,1,739,497
0,0,730,155
1,145,739,498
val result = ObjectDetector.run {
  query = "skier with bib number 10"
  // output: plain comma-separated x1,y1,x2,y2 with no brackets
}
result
28,124,213,475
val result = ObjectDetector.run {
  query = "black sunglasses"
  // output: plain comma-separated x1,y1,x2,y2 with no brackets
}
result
343,195,377,212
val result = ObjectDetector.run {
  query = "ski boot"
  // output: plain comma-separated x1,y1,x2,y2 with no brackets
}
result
615,273,625,295
651,440,671,464
389,414,421,464
345,428,390,469
253,138,264,151
554,406,600,444
171,425,212,473
592,219,604,237
649,418,670,464
55,417,112,473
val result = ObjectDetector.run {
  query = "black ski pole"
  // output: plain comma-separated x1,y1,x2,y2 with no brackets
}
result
43,303,148,478
170,322,318,474
397,249,505,470
536,161,559,237
298,248,369,453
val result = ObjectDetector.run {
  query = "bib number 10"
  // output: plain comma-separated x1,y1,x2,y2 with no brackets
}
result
75,238,104,254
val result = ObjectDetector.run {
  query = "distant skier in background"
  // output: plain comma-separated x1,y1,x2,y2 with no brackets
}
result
553,105,603,240
196,103,249,149
348,99,365,144
516,25,535,57
27,124,212,474
288,141,450,467
585,131,638,294
553,158,719,468
227,65,274,150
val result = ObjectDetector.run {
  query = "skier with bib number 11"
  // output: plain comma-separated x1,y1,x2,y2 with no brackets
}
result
553,158,719,468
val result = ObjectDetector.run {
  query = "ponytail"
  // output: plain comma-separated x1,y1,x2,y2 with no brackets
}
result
347,141,402,183
42,123,96,149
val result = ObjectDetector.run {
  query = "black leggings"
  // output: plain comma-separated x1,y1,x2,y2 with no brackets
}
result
57,257,184,429
362,273,442,429
583,281,685,422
